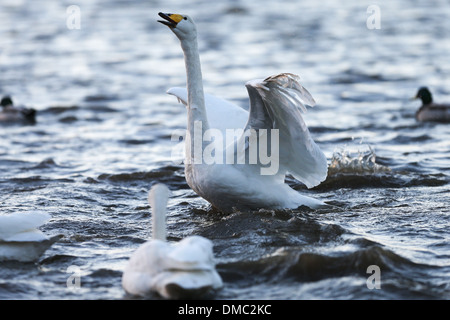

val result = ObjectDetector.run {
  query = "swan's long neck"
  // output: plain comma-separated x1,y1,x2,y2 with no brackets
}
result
180,37,210,164
149,191,167,241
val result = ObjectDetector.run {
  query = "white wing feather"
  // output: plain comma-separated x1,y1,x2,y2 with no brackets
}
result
167,87,248,135
167,73,327,189
245,73,328,188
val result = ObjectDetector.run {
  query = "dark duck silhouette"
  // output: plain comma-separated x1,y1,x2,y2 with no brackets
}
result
413,87,450,123
0,96,36,124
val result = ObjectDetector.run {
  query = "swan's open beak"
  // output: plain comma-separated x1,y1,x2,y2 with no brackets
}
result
158,12,183,28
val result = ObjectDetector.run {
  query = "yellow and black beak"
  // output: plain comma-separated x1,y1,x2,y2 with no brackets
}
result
158,12,184,28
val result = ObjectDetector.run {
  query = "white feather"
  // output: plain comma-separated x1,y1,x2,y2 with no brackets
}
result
246,74,328,188
167,87,248,136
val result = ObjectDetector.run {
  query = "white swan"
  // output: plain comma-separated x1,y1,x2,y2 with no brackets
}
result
121,184,223,299
0,211,60,262
158,13,328,212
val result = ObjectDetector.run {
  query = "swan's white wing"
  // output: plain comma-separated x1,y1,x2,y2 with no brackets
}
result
244,73,328,188
167,87,248,135
0,211,50,241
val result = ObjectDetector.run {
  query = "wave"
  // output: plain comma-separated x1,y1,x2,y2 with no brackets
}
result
317,172,448,191
42,106,80,114
42,105,118,114
217,244,449,299
309,146,449,190
330,68,411,85
218,245,431,283
8,176,74,184
30,158,60,169
97,165,188,188
118,139,155,145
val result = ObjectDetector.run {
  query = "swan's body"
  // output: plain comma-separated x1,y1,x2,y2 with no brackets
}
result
0,96,36,124
413,87,450,123
0,211,59,262
122,184,222,299
158,13,328,212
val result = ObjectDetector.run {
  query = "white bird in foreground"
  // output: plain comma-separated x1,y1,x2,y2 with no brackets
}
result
122,184,223,299
0,211,60,262
158,13,328,213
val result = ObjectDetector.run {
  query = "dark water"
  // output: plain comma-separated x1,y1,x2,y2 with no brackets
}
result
1,0,449,300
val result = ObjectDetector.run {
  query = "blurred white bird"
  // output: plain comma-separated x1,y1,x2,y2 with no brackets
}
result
158,13,328,212
122,184,223,299
0,211,60,262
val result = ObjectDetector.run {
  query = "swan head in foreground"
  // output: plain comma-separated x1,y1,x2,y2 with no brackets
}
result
158,12,329,212
122,184,223,299
0,211,60,262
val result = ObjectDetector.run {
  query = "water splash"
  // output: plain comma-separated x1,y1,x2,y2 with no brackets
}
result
329,145,390,175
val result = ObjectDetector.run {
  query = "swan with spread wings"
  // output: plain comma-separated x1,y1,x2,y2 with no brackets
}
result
158,13,328,212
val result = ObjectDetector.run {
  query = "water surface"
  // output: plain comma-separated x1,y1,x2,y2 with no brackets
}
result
0,0,449,300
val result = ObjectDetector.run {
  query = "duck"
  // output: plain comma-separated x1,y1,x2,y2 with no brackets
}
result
413,87,450,122
0,211,60,262
121,184,223,299
157,12,328,213
0,96,36,124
